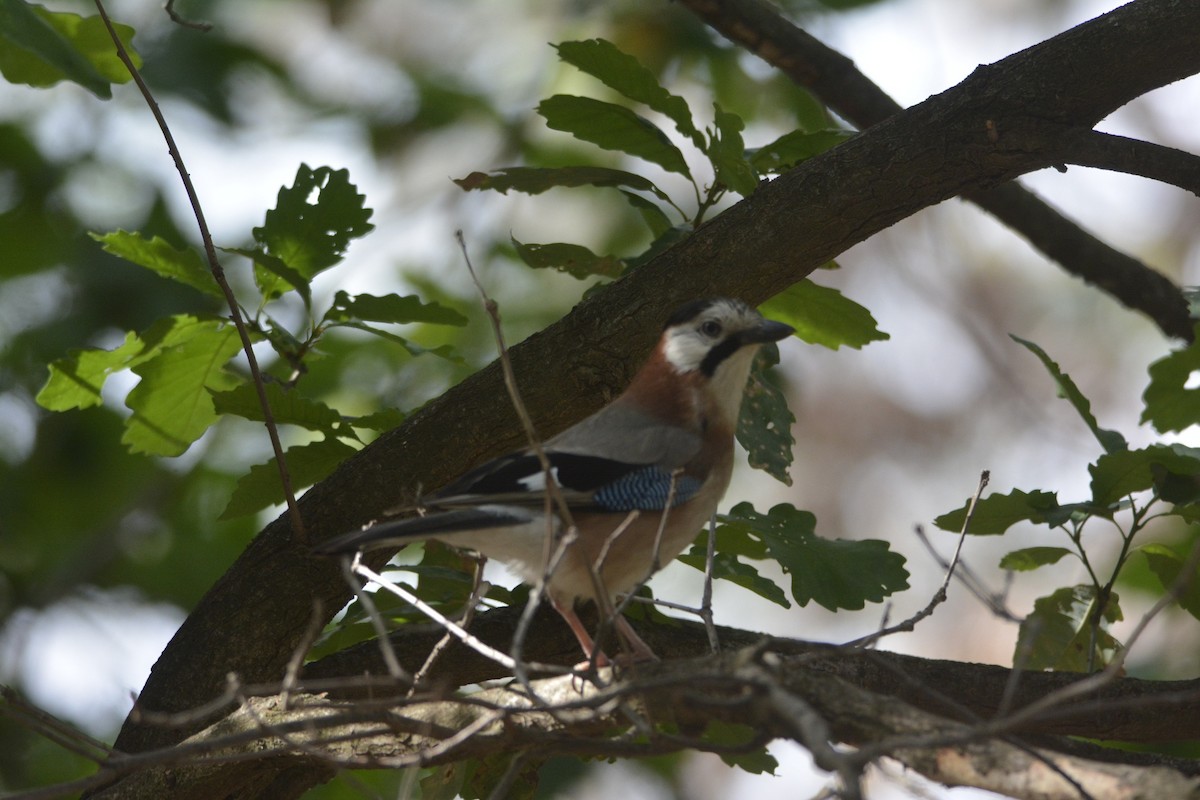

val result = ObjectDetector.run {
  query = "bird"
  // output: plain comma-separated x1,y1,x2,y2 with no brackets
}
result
316,297,794,666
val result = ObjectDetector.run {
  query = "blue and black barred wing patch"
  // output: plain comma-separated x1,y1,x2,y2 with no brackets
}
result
591,466,702,512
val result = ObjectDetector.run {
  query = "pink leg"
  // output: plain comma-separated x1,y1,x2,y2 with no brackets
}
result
551,599,660,667
552,598,611,668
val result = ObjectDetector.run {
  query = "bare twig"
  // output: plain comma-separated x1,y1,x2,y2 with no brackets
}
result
93,0,306,541
844,471,990,649
281,599,325,709
341,555,407,681
407,564,491,697
353,561,563,675
164,0,213,31
700,513,721,653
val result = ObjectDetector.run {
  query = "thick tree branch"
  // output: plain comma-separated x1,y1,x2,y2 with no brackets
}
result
679,0,1195,341
112,2,1200,791
89,649,1200,800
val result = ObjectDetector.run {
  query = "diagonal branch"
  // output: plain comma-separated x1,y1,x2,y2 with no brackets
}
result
678,0,1194,341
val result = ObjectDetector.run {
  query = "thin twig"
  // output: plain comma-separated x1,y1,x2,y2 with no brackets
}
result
354,561,563,675
407,565,491,697
341,555,408,681
700,513,721,653
844,471,991,649
281,598,325,709
93,0,306,542
164,0,213,31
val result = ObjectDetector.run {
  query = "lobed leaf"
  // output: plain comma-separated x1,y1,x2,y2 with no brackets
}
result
678,545,791,608
736,344,794,485
1141,543,1200,620
1141,326,1200,434
222,246,311,307
748,129,854,174
453,165,670,202
210,382,343,433
538,95,690,176
0,0,140,98
37,330,142,410
122,320,243,456
220,437,358,519
1012,335,1127,454
1088,444,1200,507
252,164,374,280
510,238,624,280
760,280,887,350
707,104,758,196
1014,584,1122,672
553,39,703,148
92,230,221,298
935,488,1065,535
999,546,1073,572
325,290,468,327
717,502,909,611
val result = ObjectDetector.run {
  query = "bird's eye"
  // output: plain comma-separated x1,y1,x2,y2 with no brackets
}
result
700,319,723,338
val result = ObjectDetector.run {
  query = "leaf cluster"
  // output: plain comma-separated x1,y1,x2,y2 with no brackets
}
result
935,329,1200,672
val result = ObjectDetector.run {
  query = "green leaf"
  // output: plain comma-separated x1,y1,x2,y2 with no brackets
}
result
537,95,690,176
717,502,908,611
1011,336,1127,454
252,164,374,280
1141,543,1200,620
619,190,675,239
1142,327,1200,434
37,314,240,413
748,129,854,174
999,546,1074,572
736,344,794,485
91,230,221,298
325,290,468,326
37,330,142,410
453,165,670,201
222,246,312,307
350,408,407,432
1089,444,1200,507
1014,585,1122,672
678,544,790,608
122,320,244,456
0,1,140,98
210,382,342,433
553,39,703,148
510,238,624,280
220,437,358,519
760,280,888,350
330,320,463,363
935,489,1064,535
707,104,758,196
701,721,778,775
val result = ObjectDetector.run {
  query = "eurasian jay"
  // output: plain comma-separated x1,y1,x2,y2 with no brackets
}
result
317,297,794,665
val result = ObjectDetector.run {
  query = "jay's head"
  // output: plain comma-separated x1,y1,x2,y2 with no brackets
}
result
654,297,794,421
662,298,793,375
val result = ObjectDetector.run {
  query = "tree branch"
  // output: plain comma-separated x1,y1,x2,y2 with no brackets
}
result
1056,129,1200,196
678,0,1195,341
83,647,1200,800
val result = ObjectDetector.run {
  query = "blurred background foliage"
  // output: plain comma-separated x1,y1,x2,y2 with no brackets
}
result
1,0,1198,797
